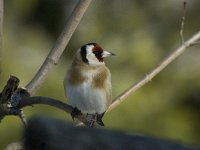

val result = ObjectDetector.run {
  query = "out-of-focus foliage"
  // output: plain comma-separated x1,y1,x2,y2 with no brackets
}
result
1,0,200,149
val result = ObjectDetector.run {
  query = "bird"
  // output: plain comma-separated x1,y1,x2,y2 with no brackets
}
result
64,43,114,127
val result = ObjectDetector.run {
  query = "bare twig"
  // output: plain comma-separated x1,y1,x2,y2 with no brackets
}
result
18,110,27,127
188,41,200,46
180,1,187,44
18,96,90,126
107,30,200,112
19,96,73,113
26,0,92,94
0,76,90,126
0,0,3,73
1,96,90,126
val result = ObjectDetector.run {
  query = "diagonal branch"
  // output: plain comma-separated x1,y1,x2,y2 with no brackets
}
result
0,0,3,74
107,30,200,112
26,0,92,95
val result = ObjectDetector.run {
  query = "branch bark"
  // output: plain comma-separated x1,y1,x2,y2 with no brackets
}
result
107,30,200,112
19,96,73,113
0,0,3,73
0,76,90,126
18,96,90,126
180,1,187,44
26,0,92,95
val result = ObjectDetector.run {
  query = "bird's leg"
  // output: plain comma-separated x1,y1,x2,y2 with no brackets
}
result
96,113,105,126
86,114,97,127
86,113,105,127
71,107,82,120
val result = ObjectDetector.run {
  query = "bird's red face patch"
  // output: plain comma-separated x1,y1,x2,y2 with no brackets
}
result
92,44,104,62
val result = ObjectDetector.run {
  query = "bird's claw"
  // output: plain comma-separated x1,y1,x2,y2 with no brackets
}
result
71,107,82,120
96,114,104,126
86,113,105,127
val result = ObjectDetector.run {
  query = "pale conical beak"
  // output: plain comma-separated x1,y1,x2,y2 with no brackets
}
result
102,51,116,58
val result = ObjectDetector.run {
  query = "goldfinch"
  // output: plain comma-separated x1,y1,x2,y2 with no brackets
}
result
64,43,114,127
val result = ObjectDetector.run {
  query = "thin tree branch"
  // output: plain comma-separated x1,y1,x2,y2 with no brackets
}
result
18,96,90,126
18,110,27,127
26,0,92,95
19,96,73,113
0,0,3,73
0,76,90,126
107,30,200,112
180,1,187,44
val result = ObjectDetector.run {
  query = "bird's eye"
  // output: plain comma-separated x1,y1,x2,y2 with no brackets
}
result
93,51,102,57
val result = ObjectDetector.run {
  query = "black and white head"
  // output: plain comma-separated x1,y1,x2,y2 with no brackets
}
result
78,43,115,66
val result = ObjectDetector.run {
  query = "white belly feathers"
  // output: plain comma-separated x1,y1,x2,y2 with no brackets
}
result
64,69,110,114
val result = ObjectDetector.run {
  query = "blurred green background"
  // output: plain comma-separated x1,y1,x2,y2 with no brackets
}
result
1,0,200,149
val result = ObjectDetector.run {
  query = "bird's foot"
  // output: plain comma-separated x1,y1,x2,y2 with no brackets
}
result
71,107,82,120
86,113,105,127
86,114,97,127
96,113,105,126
